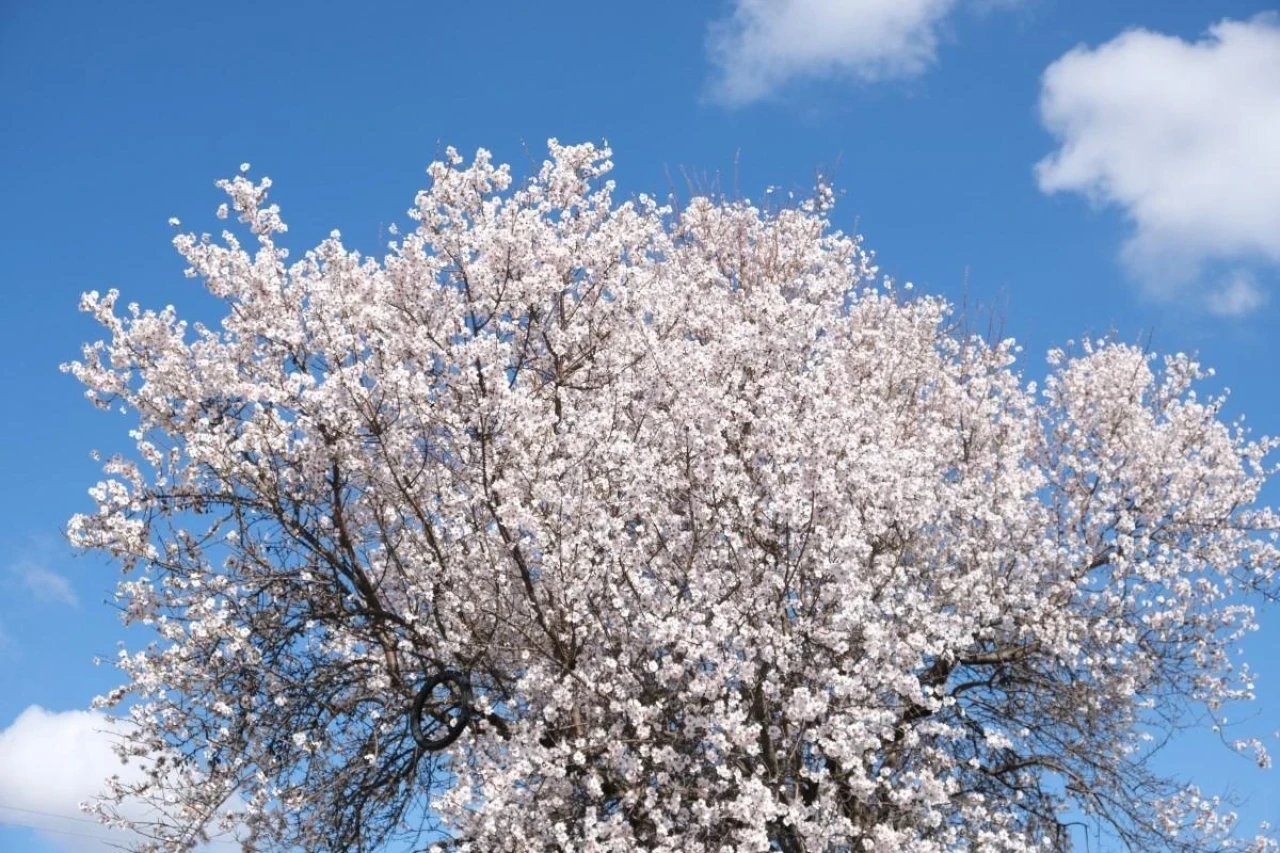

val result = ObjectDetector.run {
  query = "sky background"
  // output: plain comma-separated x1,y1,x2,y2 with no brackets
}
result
1,1,1279,849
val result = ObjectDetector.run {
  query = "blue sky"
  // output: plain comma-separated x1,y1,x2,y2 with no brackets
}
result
1,1,1278,849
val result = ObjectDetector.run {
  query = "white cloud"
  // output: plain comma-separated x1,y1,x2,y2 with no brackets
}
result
0,706,140,851
1036,15,1280,305
0,706,238,852
706,0,1013,104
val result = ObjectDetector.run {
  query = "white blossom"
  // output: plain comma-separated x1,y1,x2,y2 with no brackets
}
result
63,141,1279,853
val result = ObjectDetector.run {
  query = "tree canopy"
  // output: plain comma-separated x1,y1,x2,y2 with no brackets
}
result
66,142,1279,852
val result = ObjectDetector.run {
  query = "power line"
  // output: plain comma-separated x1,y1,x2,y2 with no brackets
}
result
0,816,111,842
0,802,246,849
0,802,101,825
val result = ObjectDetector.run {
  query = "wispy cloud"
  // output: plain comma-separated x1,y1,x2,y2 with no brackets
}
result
10,550,78,608
705,0,1019,105
1206,270,1268,318
1036,14,1280,310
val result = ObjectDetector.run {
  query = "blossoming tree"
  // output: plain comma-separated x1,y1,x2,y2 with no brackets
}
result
66,142,1278,852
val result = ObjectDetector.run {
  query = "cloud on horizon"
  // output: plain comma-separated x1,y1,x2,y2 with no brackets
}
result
0,706,239,852
0,706,140,851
